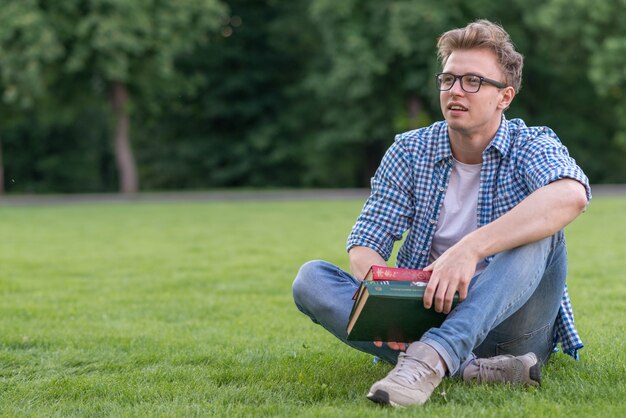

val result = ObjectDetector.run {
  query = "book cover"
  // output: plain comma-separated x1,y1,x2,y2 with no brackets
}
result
346,279,459,342
365,265,432,282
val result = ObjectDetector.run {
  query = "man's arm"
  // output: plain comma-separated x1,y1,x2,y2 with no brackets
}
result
348,245,387,280
424,178,589,314
346,136,417,273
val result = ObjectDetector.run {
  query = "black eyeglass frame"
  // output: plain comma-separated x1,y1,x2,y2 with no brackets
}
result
435,72,508,93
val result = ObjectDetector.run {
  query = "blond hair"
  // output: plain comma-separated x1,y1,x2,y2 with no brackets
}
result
437,20,524,93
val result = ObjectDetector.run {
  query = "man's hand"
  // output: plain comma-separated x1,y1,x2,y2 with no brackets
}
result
423,239,480,313
373,341,408,351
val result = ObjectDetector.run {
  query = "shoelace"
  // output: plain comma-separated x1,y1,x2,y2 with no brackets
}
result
478,356,516,382
394,352,431,384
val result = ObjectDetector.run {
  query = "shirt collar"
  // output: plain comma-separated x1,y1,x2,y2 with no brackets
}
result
484,115,511,157
438,115,511,162
435,124,453,163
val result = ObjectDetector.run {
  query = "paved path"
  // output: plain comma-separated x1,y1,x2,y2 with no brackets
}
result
0,189,371,207
0,185,624,207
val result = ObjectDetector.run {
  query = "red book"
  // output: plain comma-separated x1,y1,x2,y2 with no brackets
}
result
352,266,432,300
365,265,432,282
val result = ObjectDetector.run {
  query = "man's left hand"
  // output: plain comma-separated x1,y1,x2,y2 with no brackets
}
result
373,341,407,351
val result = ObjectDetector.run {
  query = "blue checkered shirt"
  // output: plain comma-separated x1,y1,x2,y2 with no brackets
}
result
347,116,591,360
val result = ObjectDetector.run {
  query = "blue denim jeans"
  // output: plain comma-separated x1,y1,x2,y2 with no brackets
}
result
292,233,567,376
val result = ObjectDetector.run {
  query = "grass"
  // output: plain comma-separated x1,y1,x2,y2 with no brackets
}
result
0,196,624,417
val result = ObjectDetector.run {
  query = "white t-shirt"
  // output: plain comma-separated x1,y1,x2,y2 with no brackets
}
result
429,158,487,275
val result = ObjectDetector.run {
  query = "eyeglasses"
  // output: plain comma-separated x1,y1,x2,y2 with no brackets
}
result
435,73,507,93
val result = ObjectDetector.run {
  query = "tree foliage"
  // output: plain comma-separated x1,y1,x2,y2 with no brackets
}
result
522,0,626,181
134,0,313,189
1,0,624,193
0,0,64,193
0,1,63,106
1,0,227,193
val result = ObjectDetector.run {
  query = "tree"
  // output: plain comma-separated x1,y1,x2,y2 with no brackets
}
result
0,0,62,193
133,0,318,189
34,0,227,193
302,0,504,185
302,0,625,185
2,0,625,192
522,0,626,182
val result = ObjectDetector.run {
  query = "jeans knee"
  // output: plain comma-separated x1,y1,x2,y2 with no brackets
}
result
292,260,327,306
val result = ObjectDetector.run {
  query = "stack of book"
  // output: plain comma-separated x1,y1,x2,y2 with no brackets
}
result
346,266,458,342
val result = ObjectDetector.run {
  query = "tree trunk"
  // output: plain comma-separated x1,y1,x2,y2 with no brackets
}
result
0,136,4,195
111,80,138,194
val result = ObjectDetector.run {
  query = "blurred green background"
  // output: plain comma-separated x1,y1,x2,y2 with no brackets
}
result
1,0,624,194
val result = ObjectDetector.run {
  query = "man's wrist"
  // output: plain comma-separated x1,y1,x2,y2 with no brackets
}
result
459,232,488,261
348,245,386,280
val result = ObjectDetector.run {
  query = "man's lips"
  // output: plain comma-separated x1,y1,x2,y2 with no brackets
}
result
448,103,468,111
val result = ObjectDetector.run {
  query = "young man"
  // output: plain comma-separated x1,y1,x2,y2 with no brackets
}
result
292,20,590,407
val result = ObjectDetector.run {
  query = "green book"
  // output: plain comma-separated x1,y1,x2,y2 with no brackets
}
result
346,280,459,342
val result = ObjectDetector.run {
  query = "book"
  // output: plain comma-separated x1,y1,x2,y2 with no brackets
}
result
347,266,458,342
364,265,432,282
351,265,431,300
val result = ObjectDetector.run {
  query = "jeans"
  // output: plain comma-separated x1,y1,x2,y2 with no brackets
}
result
292,233,567,376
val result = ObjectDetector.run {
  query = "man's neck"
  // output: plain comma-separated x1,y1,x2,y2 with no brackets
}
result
448,118,502,164
449,134,488,164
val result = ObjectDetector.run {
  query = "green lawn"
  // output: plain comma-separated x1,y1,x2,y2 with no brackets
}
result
0,196,624,417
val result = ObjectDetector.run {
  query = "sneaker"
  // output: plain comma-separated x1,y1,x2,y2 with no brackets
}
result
367,342,443,407
463,352,541,386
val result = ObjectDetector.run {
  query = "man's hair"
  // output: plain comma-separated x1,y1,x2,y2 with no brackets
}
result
437,19,524,93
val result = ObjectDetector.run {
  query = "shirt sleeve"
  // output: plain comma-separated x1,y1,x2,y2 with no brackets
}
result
346,136,416,260
520,129,592,202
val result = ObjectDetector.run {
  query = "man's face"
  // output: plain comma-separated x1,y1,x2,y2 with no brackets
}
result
439,48,513,138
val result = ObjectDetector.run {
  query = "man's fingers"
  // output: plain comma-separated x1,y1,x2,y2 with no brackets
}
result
374,341,406,351
443,287,457,314
374,341,405,350
458,282,469,301
423,276,438,309
434,282,448,313
388,342,407,351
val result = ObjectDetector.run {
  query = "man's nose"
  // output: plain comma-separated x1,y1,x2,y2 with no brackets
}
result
449,79,465,95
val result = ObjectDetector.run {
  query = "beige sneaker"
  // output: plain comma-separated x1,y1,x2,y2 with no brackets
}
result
367,342,443,407
463,352,541,386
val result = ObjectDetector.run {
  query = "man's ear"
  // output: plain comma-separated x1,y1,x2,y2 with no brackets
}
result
498,86,516,110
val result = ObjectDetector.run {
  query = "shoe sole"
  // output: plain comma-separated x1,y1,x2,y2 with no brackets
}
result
529,361,541,386
366,390,404,408
520,352,541,386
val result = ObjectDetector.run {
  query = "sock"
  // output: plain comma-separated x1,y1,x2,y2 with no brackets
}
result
418,341,448,376
435,360,446,377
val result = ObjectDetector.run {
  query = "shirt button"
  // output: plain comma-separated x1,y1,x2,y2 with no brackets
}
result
438,186,445,192
422,250,428,255
430,219,437,224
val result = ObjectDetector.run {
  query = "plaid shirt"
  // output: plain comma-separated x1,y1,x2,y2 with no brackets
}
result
347,116,590,359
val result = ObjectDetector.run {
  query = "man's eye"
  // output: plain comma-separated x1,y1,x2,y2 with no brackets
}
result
465,76,481,85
